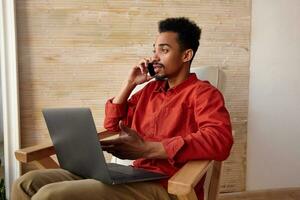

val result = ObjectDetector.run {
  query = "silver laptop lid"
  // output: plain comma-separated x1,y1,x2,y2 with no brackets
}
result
42,108,112,183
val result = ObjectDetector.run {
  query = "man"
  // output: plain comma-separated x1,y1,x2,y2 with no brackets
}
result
12,17,233,200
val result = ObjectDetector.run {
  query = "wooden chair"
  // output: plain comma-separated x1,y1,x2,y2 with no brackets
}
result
15,130,222,200
15,66,224,200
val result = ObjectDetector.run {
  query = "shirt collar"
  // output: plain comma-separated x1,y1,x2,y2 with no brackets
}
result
154,73,198,93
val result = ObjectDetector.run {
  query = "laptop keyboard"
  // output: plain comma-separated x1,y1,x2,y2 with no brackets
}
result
108,169,131,179
107,163,168,183
107,163,136,175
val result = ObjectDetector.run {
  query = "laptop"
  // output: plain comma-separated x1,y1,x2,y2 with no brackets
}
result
42,107,168,184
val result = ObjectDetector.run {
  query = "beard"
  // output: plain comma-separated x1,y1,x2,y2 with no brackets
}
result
154,74,167,81
153,64,167,80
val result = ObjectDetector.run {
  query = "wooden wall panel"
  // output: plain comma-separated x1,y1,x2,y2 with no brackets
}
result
16,0,251,193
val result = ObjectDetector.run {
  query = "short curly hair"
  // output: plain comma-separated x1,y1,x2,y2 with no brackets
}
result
158,17,201,61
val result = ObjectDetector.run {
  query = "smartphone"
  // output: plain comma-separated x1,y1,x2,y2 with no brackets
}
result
147,63,156,77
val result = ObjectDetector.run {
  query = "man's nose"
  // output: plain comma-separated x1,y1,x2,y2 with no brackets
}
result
151,53,160,63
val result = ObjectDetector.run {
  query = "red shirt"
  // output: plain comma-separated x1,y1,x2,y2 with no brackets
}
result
104,73,233,200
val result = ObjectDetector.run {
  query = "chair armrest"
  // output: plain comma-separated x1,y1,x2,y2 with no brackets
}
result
15,130,118,164
168,160,212,196
15,142,55,163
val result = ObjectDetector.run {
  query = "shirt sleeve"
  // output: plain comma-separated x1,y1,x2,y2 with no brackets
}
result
104,89,143,132
161,88,233,164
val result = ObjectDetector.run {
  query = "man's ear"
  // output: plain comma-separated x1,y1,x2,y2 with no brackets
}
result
182,49,194,63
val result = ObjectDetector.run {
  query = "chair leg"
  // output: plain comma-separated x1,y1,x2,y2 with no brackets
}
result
207,161,222,200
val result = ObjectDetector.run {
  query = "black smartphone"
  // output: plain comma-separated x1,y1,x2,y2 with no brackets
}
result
147,63,156,77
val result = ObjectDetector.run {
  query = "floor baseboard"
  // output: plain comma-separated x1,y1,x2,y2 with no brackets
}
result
219,187,300,200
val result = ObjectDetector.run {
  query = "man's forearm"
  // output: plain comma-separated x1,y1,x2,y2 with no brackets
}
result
144,141,168,159
113,81,136,104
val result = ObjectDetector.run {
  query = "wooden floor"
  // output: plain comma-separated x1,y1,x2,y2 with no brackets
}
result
219,187,300,200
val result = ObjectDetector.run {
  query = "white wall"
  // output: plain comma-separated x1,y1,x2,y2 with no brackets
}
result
247,0,300,190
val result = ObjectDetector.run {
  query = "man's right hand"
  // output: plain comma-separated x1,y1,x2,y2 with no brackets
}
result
127,58,153,86
112,58,153,104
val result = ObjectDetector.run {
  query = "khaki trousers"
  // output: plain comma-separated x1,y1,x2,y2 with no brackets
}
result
11,169,176,200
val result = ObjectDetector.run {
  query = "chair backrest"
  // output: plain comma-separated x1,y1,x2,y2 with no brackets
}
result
190,66,219,87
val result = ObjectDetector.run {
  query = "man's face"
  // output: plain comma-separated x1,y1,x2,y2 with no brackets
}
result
152,32,185,79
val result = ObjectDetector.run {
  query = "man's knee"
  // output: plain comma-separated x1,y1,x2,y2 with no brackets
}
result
11,170,46,199
32,184,60,200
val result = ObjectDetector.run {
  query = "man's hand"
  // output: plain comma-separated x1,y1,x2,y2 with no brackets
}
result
127,58,153,86
112,58,153,104
100,122,167,160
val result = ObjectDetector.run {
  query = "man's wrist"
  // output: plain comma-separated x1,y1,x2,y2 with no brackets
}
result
144,141,168,159
126,79,137,89
112,81,136,104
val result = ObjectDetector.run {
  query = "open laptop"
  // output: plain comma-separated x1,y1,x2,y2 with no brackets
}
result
42,107,168,184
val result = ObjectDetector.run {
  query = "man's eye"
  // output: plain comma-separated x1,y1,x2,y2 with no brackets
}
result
162,49,169,53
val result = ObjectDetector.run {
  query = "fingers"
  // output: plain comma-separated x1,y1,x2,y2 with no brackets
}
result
119,121,132,134
102,146,120,157
137,58,151,75
118,121,129,137
128,57,154,86
101,141,122,156
102,146,139,160
100,137,122,146
101,145,116,152
118,122,141,139
101,143,128,159
146,74,153,81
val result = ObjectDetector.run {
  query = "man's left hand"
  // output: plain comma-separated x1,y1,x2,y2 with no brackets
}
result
100,122,150,160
